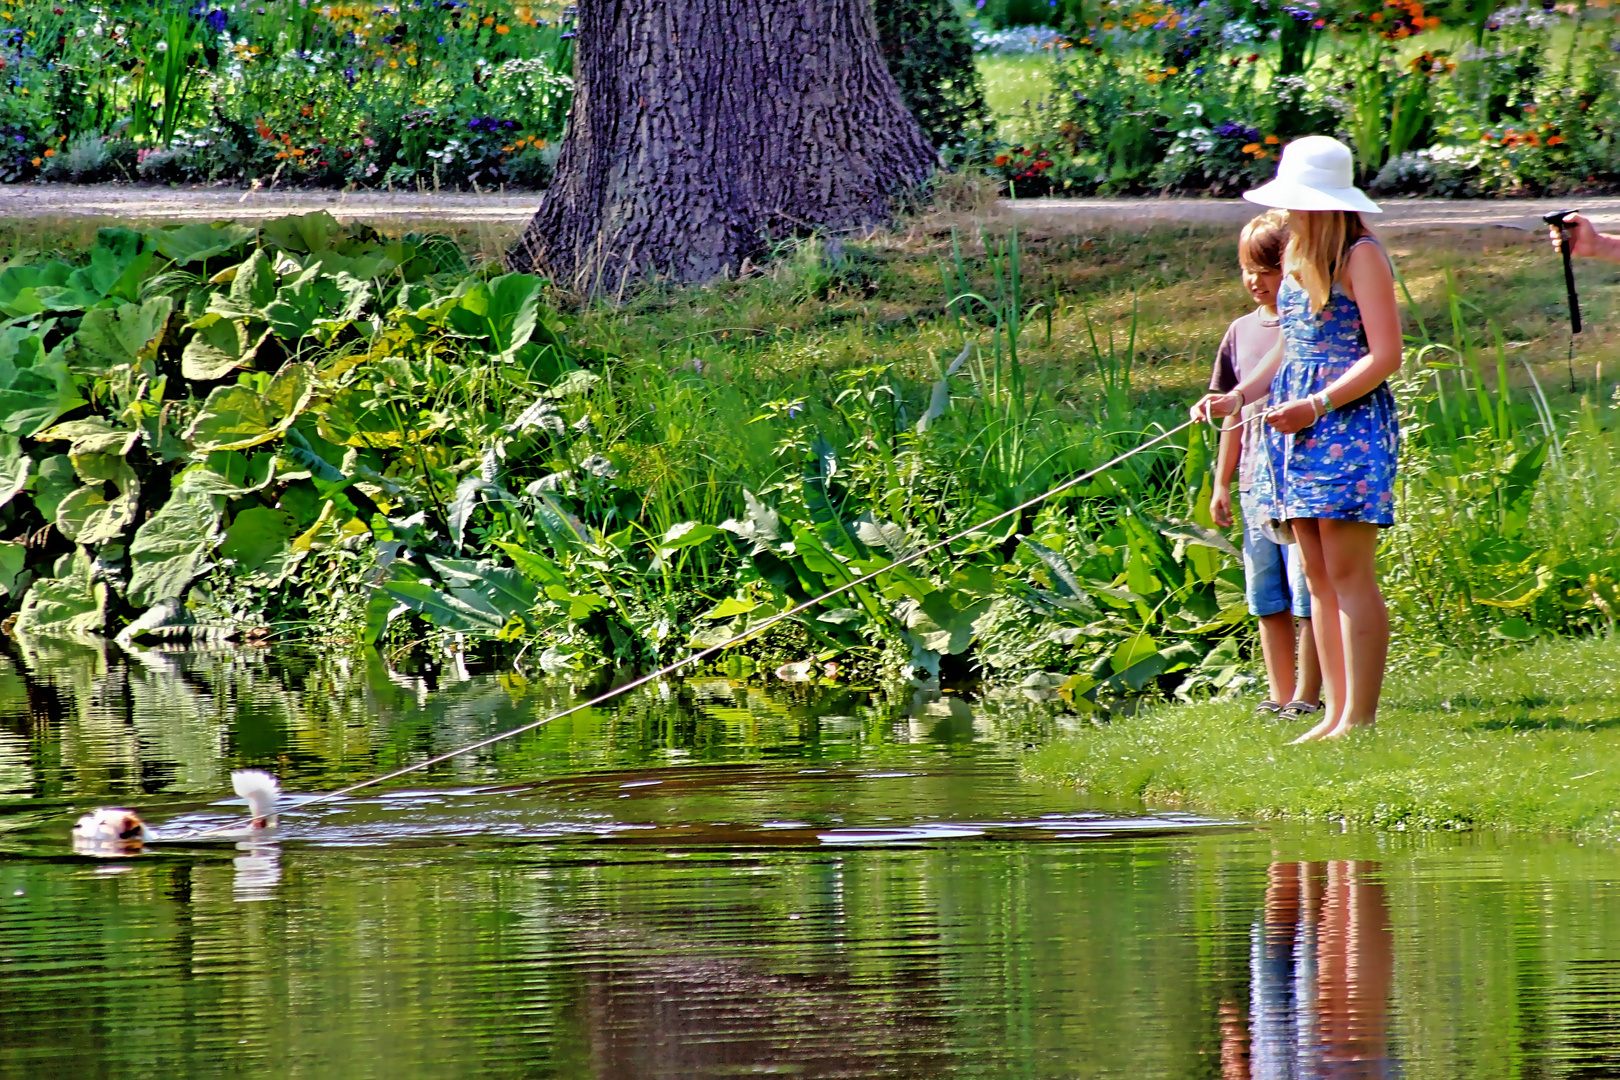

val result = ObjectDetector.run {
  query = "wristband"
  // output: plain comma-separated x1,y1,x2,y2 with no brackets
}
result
1319,390,1334,412
1310,394,1324,419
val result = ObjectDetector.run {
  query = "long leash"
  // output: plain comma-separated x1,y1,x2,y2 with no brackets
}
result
171,417,1197,838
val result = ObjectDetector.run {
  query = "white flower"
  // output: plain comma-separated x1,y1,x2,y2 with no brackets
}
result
155,40,169,51
75,27,85,36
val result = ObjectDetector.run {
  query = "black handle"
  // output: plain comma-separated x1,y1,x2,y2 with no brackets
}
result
1544,209,1583,335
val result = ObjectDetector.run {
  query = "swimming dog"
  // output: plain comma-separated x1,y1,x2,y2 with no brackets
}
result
71,808,147,853
232,769,280,830
71,769,281,854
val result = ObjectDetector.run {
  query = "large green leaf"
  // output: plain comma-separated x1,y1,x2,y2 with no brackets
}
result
72,296,173,372
186,363,317,451
219,505,296,574
0,435,31,514
427,555,540,618
0,331,85,437
492,540,567,587
264,266,371,343
16,549,106,637
127,487,223,606
382,580,506,632
207,248,279,319
0,262,72,319
148,221,256,266
262,210,338,255
55,450,139,545
904,589,992,655
31,455,77,522
182,312,269,381
448,272,543,357
0,539,27,599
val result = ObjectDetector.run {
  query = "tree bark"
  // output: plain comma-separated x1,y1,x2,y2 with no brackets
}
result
507,0,938,292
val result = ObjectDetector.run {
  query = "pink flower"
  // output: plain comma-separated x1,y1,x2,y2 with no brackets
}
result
1356,480,1369,494
1328,444,1345,459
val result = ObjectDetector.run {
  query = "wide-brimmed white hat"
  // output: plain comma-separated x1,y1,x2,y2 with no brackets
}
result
1243,136,1382,215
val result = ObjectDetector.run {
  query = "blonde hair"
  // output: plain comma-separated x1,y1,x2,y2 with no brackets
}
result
1284,210,1373,313
1238,209,1290,274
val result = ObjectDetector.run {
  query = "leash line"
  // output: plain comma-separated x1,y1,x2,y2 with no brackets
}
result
176,418,1196,838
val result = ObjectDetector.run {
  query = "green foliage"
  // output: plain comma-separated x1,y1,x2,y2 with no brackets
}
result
876,0,993,156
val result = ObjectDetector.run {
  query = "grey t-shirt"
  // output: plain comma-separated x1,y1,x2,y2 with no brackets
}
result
1208,309,1282,492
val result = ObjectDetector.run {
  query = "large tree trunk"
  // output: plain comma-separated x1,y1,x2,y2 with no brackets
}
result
507,0,938,292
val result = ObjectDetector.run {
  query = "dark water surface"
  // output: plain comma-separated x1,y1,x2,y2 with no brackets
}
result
3,643,1620,1078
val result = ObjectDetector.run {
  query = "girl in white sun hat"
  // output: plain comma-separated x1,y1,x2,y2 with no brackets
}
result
1191,135,1401,742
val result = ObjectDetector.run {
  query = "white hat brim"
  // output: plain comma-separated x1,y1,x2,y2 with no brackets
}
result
1243,178,1382,214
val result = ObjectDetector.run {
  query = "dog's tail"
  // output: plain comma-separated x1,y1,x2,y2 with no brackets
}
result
231,769,280,828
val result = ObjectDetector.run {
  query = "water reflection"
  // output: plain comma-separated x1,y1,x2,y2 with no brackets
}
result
232,842,281,901
1241,861,1396,1080
9,646,1620,1078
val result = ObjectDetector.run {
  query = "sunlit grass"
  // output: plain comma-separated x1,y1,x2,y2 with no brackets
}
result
1024,633,1620,837
977,53,1060,144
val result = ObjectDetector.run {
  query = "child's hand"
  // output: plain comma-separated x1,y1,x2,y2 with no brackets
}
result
1210,485,1233,528
1265,398,1317,434
1551,213,1603,258
1191,391,1238,423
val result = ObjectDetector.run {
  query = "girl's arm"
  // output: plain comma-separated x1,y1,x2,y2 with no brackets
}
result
1191,336,1284,421
1265,243,1401,434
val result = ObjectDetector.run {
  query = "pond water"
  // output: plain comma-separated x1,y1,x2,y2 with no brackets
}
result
3,642,1620,1078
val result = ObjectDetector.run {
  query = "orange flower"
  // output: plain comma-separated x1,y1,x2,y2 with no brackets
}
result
42,148,54,157
290,148,306,157
1165,65,1178,75
29,156,39,166
1241,142,1261,154
495,23,508,33
993,154,1010,166
1548,135,1566,146
481,15,493,24
1370,11,1383,21
1264,134,1279,144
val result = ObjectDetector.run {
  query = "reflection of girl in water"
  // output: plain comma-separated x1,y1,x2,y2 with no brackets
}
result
1249,861,1396,1080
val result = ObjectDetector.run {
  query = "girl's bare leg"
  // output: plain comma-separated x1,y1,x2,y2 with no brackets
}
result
1316,518,1388,736
1289,519,1344,742
1296,617,1322,705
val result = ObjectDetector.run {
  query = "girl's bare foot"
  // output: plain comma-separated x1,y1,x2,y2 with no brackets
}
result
1289,711,1341,744
1321,718,1375,739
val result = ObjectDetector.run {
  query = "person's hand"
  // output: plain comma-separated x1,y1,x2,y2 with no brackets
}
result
1265,398,1318,434
1210,485,1233,528
1551,213,1603,258
1191,391,1238,423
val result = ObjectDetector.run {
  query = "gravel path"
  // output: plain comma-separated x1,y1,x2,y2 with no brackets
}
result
0,184,541,224
1,183,1617,233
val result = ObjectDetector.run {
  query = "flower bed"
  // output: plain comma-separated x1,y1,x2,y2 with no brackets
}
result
0,0,573,188
976,2,1620,198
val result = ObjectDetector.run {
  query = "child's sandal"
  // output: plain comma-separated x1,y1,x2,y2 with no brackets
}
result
1279,700,1321,721
1255,700,1284,717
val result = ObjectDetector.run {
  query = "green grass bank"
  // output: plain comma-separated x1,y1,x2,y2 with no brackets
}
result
1024,633,1620,838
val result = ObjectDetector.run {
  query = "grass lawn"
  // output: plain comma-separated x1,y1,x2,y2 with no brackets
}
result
1024,633,1620,838
977,53,1059,145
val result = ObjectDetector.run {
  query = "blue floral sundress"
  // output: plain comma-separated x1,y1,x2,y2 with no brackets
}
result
1251,237,1399,527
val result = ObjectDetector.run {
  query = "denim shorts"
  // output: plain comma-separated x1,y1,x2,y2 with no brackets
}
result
1240,490,1311,619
